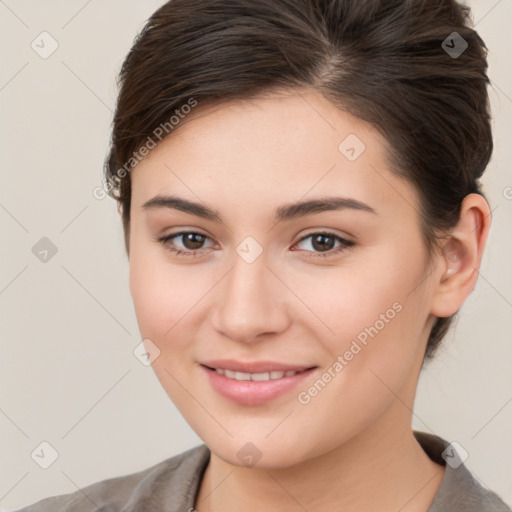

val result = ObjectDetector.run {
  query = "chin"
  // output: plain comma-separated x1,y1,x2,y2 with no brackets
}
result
205,435,314,470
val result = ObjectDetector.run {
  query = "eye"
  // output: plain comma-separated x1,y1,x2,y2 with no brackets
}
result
292,231,354,259
156,230,354,259
156,231,215,257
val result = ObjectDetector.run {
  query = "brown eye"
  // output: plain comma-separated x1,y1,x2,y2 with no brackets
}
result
180,232,207,250
293,231,354,259
157,231,215,257
311,233,336,252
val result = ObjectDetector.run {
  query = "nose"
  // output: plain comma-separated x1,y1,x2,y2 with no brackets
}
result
210,251,290,344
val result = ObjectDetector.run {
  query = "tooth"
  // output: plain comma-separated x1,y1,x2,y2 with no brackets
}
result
251,372,271,381
235,371,251,380
217,368,301,380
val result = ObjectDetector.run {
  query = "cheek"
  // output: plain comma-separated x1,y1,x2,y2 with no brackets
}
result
129,239,214,352
312,248,427,373
129,234,177,340
129,253,202,406
294,274,423,441
130,262,185,342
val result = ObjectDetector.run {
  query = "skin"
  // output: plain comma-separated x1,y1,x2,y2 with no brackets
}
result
127,88,490,511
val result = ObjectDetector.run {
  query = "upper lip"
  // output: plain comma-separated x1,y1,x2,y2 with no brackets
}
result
201,359,316,373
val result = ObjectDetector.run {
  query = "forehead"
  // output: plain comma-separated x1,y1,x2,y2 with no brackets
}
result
130,89,420,222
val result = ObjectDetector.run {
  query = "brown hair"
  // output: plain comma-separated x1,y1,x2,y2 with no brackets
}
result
104,0,493,363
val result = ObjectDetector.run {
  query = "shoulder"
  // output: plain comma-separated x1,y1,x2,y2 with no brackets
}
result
14,444,210,512
413,431,512,512
433,462,512,512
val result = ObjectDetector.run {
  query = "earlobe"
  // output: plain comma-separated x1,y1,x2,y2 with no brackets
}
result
430,193,491,318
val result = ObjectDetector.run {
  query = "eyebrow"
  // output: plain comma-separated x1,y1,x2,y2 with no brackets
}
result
141,194,377,223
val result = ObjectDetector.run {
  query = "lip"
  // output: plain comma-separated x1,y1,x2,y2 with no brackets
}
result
200,360,318,406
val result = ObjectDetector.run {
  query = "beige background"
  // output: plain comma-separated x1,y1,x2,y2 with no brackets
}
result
1,1,511,510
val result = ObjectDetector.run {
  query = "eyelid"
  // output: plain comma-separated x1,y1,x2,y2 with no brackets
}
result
296,228,352,243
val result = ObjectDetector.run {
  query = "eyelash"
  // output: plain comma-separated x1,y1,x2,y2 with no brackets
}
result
156,230,355,259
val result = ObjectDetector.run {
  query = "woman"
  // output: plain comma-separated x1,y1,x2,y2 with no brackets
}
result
17,0,511,510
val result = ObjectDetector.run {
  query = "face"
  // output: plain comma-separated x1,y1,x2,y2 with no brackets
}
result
128,88,439,468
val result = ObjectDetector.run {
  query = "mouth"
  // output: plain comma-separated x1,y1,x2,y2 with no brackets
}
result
200,360,318,406
203,366,311,381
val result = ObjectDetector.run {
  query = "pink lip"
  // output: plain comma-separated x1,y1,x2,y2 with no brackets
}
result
200,362,317,406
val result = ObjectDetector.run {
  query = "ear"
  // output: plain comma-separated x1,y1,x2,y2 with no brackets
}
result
430,193,491,318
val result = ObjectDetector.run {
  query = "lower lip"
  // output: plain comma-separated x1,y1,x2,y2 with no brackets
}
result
201,365,317,406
